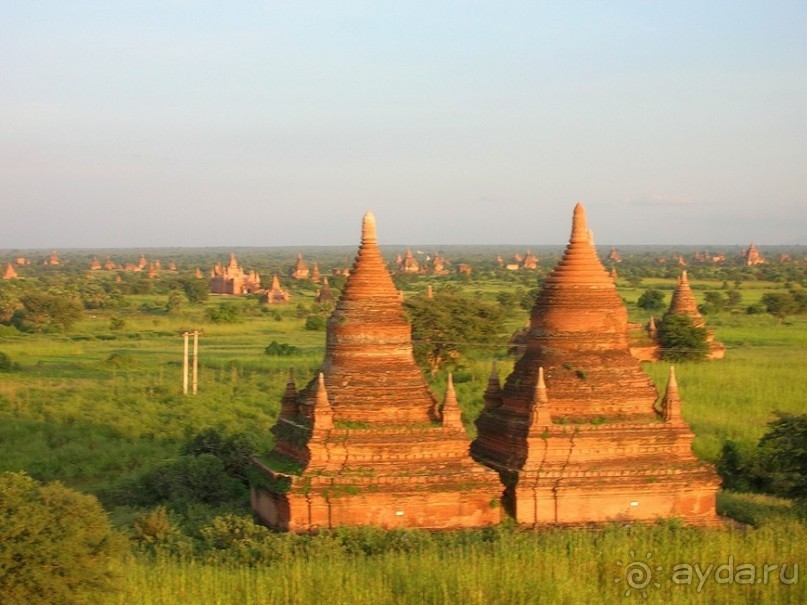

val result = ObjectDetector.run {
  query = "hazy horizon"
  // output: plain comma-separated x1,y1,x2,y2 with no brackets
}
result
2,3,805,248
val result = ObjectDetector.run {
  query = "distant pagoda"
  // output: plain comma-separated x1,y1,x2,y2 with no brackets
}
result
472,203,719,526
252,212,501,531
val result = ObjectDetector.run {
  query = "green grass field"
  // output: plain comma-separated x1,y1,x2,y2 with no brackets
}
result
0,269,805,603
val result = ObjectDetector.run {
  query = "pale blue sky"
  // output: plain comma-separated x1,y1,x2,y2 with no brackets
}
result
1,2,805,248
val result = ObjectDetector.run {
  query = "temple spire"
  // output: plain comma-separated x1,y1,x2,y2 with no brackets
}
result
661,366,682,423
570,202,588,243
441,373,463,430
362,211,377,244
529,367,552,429
279,369,299,420
483,361,502,409
313,372,334,431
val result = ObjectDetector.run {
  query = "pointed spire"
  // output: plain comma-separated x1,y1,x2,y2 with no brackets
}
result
313,372,334,430
279,369,299,420
667,270,704,327
529,367,552,430
648,315,658,338
361,211,377,244
271,274,281,289
441,373,463,430
483,361,502,409
570,202,589,243
661,366,682,423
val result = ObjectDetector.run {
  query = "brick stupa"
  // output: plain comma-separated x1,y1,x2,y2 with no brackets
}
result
471,203,719,526
663,271,725,359
252,212,501,531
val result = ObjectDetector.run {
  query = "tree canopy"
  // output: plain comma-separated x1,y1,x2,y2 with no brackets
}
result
637,288,665,311
0,472,125,605
657,313,709,362
404,289,505,376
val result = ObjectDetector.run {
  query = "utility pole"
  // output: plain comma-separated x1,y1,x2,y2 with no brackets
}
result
182,331,189,395
192,330,200,395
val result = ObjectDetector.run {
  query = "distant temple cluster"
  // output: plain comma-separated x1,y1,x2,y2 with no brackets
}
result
252,206,720,531
394,249,454,275
497,250,539,271
209,254,263,295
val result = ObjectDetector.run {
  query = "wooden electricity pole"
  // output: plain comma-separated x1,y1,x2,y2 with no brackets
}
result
182,332,189,395
182,330,201,396
192,330,200,395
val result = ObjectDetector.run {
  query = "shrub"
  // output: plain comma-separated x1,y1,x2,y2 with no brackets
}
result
183,279,209,304
637,288,665,311
206,303,242,323
109,316,126,331
0,351,13,372
0,472,126,604
304,315,326,331
11,292,83,332
657,313,708,362
137,454,247,506
264,340,299,356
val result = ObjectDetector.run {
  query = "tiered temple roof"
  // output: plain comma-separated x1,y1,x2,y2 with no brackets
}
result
314,277,335,305
666,270,705,328
661,270,725,359
471,203,718,526
290,253,310,279
397,248,421,273
210,253,261,295
252,212,501,531
742,243,765,266
261,275,291,304
3,263,19,280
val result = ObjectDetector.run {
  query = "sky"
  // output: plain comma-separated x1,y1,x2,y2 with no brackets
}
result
1,2,805,248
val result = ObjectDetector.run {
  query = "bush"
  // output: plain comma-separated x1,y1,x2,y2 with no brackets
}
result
0,351,13,372
304,315,326,331
637,288,665,311
716,413,807,502
264,340,299,356
183,279,209,304
206,303,242,323
756,412,807,500
657,313,708,362
11,292,83,333
183,428,258,481
0,472,126,604
136,454,247,506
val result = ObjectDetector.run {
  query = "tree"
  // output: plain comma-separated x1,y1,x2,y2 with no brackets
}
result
725,289,742,310
636,288,665,311
405,290,505,376
699,291,726,315
657,313,708,362
11,292,83,332
183,279,209,304
756,412,807,500
165,291,184,313
761,293,798,321
264,340,299,356
0,472,125,604
205,303,241,323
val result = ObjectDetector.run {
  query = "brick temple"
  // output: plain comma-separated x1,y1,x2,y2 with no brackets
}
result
252,212,502,531
471,204,719,526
